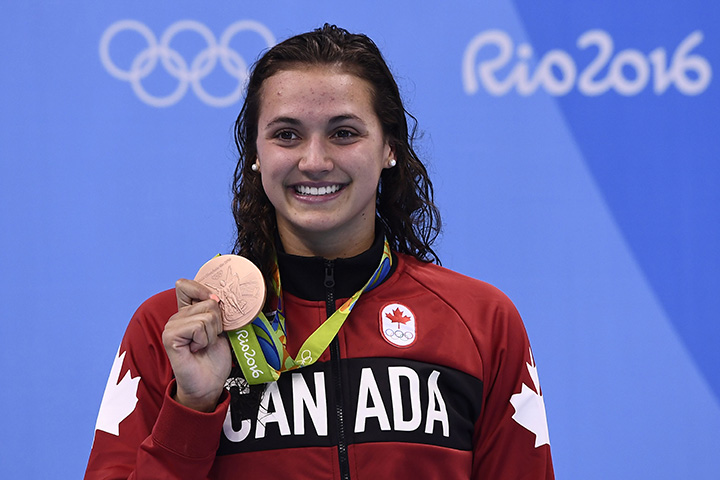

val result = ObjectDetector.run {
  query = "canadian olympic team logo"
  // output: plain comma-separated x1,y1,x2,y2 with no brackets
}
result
380,303,417,348
463,29,712,97
99,20,276,107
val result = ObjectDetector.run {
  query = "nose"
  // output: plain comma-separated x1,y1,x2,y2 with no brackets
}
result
298,135,333,175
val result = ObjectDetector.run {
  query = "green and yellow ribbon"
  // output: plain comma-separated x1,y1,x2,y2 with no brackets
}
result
228,239,392,384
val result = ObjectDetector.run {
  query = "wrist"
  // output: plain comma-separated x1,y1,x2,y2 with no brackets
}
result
173,387,223,413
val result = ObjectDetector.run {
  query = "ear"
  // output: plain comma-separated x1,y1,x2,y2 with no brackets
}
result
384,143,396,169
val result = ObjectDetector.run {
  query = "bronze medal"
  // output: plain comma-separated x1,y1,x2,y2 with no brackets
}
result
194,255,266,331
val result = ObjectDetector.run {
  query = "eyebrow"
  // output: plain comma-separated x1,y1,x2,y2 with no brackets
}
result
263,114,366,130
329,114,365,126
264,116,301,129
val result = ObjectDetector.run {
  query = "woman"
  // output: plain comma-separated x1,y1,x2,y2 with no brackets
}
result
86,24,554,479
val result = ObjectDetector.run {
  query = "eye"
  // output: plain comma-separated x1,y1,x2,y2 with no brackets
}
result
332,129,357,141
274,130,299,141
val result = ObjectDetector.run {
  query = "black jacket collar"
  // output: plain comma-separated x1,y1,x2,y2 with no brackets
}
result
277,227,389,301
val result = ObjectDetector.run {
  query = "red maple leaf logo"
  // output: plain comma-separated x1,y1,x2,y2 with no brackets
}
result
386,308,412,327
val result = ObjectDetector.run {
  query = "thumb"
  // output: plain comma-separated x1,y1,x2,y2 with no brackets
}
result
175,278,218,310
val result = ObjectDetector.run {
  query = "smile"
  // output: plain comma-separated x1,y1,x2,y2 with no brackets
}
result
295,184,343,196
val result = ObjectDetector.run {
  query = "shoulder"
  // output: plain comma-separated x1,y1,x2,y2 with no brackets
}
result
133,288,178,322
392,253,526,349
123,289,178,342
116,289,177,380
395,253,518,314
387,254,530,381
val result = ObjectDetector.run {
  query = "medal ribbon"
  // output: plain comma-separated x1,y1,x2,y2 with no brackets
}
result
228,239,392,384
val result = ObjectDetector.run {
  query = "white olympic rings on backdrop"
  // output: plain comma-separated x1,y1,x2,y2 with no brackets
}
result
99,20,276,107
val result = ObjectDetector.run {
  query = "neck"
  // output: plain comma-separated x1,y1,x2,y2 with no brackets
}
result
277,225,375,259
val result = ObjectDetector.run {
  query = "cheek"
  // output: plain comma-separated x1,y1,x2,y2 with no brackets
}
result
258,162,290,203
259,172,278,199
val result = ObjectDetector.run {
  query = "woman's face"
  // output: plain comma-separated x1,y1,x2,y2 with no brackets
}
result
255,67,394,258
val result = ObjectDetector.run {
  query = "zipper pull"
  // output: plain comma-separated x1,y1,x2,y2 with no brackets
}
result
324,260,336,288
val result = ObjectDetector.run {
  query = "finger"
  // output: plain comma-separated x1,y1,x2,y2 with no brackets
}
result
182,298,224,335
176,298,222,318
175,278,216,310
170,300,224,335
188,317,228,353
189,318,211,353
164,311,222,352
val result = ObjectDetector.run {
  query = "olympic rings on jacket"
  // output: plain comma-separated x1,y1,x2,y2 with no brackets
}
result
99,20,276,107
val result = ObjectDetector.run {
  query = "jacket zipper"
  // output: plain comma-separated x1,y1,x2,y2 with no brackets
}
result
325,260,351,480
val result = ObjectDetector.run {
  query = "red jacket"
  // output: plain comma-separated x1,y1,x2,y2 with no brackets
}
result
85,248,554,479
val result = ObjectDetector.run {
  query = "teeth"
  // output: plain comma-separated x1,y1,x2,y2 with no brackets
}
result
296,185,342,196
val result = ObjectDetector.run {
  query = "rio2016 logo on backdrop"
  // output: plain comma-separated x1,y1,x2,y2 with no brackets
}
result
463,29,712,97
99,20,276,107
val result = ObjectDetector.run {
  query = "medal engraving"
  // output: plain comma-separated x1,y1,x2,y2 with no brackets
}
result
195,255,266,331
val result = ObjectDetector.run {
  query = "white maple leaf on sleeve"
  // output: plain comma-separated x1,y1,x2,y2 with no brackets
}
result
510,347,550,448
95,347,141,436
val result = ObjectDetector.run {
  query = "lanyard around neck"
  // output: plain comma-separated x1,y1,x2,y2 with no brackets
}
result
227,239,392,384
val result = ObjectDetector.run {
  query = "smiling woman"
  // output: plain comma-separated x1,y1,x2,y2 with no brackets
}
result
84,24,554,480
256,68,394,258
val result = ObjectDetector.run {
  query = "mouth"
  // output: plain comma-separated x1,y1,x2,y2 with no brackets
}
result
294,184,344,196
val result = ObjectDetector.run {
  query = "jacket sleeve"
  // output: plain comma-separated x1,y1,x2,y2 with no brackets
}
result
84,291,230,480
470,292,555,479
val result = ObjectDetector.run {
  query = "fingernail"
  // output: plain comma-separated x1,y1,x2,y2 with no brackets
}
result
210,294,220,303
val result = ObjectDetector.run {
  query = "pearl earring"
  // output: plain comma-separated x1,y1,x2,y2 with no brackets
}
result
251,162,259,172
389,159,397,168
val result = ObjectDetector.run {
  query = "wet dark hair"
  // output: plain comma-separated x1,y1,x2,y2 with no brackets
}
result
231,24,441,284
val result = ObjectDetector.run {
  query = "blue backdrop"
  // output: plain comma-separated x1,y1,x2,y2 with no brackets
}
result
1,1,718,478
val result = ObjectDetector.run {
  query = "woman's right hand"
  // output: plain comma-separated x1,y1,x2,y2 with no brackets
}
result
162,278,232,412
